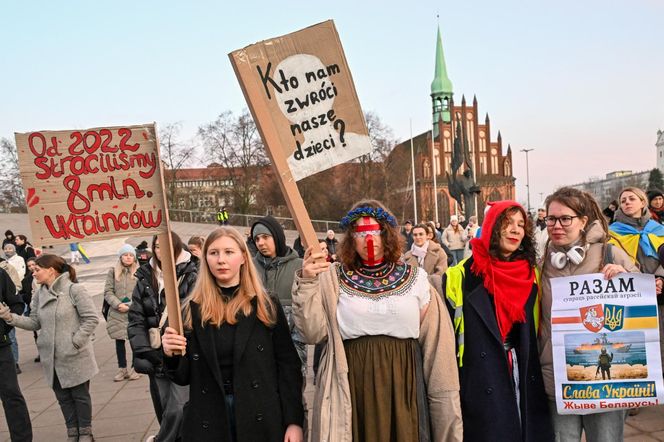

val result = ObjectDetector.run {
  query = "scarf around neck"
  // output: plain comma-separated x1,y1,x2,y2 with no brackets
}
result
410,241,429,266
469,200,535,341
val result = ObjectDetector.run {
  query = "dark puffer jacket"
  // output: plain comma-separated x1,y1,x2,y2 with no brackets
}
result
128,256,197,375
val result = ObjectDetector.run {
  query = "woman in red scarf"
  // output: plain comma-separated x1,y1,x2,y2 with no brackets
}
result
443,201,553,442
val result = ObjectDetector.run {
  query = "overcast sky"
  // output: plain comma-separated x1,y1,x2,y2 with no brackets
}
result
2,0,663,206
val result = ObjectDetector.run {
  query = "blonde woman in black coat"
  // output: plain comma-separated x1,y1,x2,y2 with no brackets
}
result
162,227,304,442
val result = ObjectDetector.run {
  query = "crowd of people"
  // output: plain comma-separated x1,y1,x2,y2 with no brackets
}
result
1,184,664,441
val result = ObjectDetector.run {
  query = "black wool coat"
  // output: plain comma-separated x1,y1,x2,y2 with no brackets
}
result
164,298,304,442
444,258,554,442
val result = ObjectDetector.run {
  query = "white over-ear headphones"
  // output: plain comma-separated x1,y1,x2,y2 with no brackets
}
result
550,245,588,269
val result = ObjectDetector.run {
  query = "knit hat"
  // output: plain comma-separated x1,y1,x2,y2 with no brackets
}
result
450,215,459,223
250,216,288,257
252,223,272,239
647,189,664,205
118,244,136,258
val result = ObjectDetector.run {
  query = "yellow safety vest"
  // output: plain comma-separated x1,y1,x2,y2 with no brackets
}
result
444,258,541,367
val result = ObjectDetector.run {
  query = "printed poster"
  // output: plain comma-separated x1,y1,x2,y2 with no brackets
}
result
551,273,663,414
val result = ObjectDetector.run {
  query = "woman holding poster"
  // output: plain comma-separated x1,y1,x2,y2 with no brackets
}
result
540,187,638,441
161,227,304,442
443,200,554,442
293,200,462,442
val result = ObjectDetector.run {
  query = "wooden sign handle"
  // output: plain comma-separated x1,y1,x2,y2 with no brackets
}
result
154,122,184,355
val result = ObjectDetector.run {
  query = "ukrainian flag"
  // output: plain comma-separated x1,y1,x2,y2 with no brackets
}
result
623,305,659,330
77,243,91,264
609,220,664,263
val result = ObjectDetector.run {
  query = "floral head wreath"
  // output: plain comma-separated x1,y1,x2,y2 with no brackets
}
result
339,206,398,231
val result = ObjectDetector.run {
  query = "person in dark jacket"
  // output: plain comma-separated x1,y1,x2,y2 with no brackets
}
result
135,240,152,267
443,200,553,442
324,230,339,262
250,216,306,372
162,227,304,442
647,188,664,224
401,220,414,250
128,232,197,442
2,230,15,249
0,267,32,442
292,236,305,259
14,235,36,264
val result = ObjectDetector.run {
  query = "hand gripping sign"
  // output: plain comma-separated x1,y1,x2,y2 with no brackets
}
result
229,20,373,249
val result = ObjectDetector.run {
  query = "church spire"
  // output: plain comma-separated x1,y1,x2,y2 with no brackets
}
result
431,24,454,137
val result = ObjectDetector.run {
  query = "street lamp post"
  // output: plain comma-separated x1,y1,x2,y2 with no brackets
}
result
520,148,534,214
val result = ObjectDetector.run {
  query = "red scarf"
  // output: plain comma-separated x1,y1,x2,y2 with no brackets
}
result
470,200,534,341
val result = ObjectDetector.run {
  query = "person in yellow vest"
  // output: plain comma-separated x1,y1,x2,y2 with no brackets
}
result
540,187,638,441
216,207,229,226
443,200,553,442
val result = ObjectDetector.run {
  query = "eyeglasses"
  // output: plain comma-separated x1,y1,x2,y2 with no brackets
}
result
544,215,579,227
352,229,381,239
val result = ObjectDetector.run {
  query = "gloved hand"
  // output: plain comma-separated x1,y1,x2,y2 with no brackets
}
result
0,303,13,322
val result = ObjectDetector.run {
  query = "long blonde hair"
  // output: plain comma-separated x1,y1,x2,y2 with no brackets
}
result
183,227,275,329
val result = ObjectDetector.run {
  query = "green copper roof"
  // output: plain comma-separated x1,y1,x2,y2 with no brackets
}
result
431,26,453,95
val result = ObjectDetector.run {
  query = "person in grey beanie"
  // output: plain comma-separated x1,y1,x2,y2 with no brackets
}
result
104,244,141,382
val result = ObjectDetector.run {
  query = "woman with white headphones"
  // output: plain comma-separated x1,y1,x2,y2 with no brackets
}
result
539,187,638,442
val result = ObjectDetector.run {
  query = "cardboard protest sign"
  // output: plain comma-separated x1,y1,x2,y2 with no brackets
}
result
16,123,184,338
229,20,372,249
15,124,167,245
230,20,372,181
550,273,663,414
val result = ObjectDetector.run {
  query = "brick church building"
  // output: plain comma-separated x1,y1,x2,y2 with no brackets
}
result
387,26,515,223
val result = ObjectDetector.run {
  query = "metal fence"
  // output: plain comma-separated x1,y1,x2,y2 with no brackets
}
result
168,209,341,232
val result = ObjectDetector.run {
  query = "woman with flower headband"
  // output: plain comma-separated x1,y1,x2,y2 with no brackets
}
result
293,199,462,442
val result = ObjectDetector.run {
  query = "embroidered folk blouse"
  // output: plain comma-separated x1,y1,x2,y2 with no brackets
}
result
336,261,431,340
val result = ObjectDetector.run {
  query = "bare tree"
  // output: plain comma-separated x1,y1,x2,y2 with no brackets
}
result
159,122,197,206
0,138,26,212
353,111,398,201
198,110,268,214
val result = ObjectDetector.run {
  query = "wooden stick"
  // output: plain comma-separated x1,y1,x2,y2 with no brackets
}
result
154,122,184,352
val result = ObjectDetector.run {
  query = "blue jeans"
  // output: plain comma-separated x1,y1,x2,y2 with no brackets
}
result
8,328,18,363
549,401,624,442
283,305,308,377
450,249,465,266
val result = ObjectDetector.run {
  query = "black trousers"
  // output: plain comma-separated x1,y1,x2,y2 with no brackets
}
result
52,373,92,430
0,344,32,441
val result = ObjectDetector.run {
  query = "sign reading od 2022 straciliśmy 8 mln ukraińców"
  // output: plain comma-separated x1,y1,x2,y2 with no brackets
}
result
15,124,167,245
551,273,664,414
